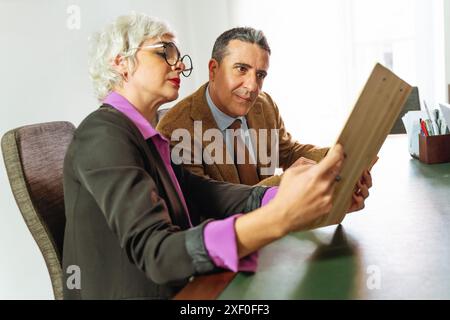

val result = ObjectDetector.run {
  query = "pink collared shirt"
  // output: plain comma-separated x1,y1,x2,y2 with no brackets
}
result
103,92,277,272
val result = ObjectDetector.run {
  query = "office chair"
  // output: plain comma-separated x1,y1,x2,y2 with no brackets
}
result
1,121,75,300
390,86,421,134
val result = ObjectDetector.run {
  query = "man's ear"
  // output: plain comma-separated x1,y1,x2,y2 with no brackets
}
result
208,59,219,82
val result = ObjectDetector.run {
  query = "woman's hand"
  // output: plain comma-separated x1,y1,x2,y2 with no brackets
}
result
289,156,317,168
270,144,345,235
235,145,343,258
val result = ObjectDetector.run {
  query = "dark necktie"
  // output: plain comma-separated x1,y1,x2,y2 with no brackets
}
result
228,119,259,185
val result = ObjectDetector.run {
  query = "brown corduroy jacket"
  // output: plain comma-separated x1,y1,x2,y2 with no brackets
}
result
157,83,329,186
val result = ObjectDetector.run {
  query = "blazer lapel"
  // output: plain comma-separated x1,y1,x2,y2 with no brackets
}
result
101,105,191,229
190,84,241,184
145,139,191,230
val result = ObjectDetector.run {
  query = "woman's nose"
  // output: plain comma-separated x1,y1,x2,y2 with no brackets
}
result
172,59,185,73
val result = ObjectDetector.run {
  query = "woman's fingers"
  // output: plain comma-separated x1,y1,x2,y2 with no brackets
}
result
291,157,317,168
314,144,344,180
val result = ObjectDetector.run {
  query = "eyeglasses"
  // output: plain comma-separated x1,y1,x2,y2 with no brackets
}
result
139,42,193,77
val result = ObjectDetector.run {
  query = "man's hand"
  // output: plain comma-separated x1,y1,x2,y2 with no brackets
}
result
347,156,378,213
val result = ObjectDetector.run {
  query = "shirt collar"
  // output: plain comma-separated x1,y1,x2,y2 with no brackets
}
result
205,84,245,131
102,91,165,141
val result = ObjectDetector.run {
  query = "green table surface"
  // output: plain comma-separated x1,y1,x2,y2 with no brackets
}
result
218,135,450,299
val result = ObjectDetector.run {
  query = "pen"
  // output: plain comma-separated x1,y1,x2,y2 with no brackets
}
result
425,119,435,135
420,119,429,136
434,109,441,135
423,100,439,135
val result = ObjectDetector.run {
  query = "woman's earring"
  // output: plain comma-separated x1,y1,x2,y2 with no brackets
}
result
122,72,128,82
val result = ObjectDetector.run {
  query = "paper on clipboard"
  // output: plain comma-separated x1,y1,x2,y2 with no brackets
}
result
308,63,412,229
439,103,450,132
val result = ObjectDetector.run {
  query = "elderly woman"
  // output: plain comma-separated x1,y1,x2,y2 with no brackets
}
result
62,12,369,299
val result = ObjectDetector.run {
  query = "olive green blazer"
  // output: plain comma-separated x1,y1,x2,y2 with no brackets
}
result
62,105,268,299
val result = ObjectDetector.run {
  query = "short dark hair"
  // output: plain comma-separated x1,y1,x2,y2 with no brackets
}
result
211,27,271,63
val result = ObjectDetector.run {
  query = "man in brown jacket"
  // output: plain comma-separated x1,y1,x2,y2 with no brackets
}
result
157,27,328,186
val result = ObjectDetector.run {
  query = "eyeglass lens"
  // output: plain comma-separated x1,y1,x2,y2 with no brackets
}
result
162,42,193,77
181,55,193,77
164,43,180,66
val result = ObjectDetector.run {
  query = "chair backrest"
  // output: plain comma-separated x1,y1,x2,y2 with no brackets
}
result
1,121,75,300
391,86,421,134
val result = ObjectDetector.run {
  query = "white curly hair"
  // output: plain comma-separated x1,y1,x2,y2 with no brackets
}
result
88,12,175,101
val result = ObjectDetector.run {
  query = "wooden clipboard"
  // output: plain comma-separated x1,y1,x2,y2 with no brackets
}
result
310,63,412,229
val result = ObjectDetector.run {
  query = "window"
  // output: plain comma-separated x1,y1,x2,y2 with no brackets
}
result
229,0,445,146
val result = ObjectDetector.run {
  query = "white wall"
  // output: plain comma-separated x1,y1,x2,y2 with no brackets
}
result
226,0,447,147
0,0,229,299
445,0,450,99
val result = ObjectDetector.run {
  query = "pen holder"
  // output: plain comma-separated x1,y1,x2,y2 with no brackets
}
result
418,134,450,164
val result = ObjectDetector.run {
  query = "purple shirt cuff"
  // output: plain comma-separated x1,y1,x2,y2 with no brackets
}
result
261,187,278,206
203,214,258,272
203,187,278,273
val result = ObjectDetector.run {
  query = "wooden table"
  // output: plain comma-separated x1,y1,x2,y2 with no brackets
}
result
175,135,450,299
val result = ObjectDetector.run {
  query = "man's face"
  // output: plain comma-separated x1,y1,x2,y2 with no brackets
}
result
208,40,270,117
